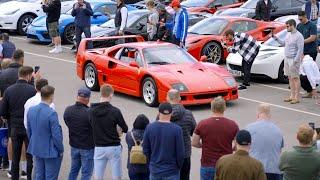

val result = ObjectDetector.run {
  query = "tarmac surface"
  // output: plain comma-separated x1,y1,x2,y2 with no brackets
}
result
0,34,320,179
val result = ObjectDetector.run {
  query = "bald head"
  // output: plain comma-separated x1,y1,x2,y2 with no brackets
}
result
167,89,181,104
257,103,271,119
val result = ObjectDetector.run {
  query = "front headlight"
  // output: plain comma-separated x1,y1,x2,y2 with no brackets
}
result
256,53,276,60
4,9,19,15
171,83,189,92
224,77,237,87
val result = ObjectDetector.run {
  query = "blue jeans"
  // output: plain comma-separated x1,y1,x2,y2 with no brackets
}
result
68,147,94,180
94,146,122,180
150,173,179,180
200,167,215,180
75,25,92,50
129,170,149,180
35,156,62,180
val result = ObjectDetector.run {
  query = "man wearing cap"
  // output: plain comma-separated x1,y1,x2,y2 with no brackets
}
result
160,0,188,47
64,87,94,180
215,130,267,180
143,103,184,180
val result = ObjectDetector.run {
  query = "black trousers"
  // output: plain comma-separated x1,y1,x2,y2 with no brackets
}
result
75,25,92,50
180,157,190,180
266,173,282,180
300,75,313,93
304,52,317,61
170,35,182,46
242,59,254,85
11,128,33,180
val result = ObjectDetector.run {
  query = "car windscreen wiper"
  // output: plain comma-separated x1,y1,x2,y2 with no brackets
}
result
148,61,172,65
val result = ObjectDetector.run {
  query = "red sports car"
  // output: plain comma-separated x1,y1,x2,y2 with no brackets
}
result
186,16,285,64
76,36,238,106
181,0,245,14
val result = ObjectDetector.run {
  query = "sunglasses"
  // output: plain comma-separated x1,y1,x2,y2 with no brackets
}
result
298,18,303,21
286,26,290,28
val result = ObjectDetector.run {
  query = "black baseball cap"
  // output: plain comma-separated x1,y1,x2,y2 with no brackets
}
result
159,103,172,115
236,130,251,145
78,87,91,98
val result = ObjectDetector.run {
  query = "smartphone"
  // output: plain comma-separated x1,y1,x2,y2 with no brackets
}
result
309,122,315,130
35,66,40,73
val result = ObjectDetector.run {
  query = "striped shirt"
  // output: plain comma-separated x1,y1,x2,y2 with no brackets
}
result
277,30,304,62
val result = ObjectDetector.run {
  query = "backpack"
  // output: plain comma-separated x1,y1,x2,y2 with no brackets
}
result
129,132,147,165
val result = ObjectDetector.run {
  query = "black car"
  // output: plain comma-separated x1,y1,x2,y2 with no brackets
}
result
217,0,307,20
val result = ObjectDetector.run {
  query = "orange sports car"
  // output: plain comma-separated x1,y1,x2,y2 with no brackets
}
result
181,0,245,14
186,16,285,64
76,36,238,106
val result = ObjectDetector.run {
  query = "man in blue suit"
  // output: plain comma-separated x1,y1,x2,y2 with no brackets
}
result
27,85,64,180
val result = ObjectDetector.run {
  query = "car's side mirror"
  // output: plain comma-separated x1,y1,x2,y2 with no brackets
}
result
93,12,103,18
200,55,207,62
262,28,274,37
129,61,139,68
213,3,223,8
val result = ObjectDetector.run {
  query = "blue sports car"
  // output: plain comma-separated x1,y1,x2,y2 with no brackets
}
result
26,1,136,44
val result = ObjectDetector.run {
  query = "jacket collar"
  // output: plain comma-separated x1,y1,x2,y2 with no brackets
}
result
75,101,89,108
8,63,22,68
16,79,28,84
235,150,249,156
293,146,316,153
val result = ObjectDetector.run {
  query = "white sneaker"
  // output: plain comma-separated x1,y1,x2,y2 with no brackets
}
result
49,47,62,53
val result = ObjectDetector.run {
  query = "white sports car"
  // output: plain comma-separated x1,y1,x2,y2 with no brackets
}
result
227,29,320,83
0,0,74,35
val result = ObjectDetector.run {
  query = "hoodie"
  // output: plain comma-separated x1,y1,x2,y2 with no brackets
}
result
170,104,196,158
89,102,128,147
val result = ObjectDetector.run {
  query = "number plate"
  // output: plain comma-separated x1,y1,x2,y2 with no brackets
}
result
228,69,242,76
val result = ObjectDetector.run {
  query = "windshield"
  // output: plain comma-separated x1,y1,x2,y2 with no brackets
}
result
16,0,38,2
241,0,258,9
188,18,228,35
99,14,141,28
143,46,196,65
264,30,287,47
181,0,208,7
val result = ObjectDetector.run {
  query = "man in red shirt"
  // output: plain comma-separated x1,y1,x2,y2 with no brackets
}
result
192,96,239,180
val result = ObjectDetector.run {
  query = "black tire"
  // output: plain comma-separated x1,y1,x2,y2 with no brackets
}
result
201,41,223,64
63,24,76,44
84,63,100,91
141,77,159,107
17,14,36,35
277,61,288,84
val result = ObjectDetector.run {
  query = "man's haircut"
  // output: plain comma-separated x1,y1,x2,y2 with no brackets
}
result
0,33,9,41
13,49,24,62
211,96,226,113
285,19,296,28
35,78,49,91
257,103,271,117
167,89,181,101
100,84,114,98
18,66,33,78
297,124,314,145
41,85,55,100
297,11,306,17
224,29,235,36
0,58,11,69
147,0,155,7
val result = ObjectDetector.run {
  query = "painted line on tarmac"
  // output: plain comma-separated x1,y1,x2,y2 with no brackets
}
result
24,51,76,64
11,36,72,49
239,96,320,117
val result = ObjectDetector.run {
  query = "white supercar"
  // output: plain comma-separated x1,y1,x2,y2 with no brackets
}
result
0,0,75,35
226,29,320,83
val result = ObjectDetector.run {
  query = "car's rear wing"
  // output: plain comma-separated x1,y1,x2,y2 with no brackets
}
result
78,35,145,53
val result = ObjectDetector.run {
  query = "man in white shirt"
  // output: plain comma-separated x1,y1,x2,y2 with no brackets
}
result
300,55,320,98
24,79,55,129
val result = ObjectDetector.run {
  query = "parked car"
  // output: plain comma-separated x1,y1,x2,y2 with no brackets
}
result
186,16,285,64
26,1,137,44
181,0,245,14
76,35,238,106
227,29,320,83
217,0,307,20
0,0,76,35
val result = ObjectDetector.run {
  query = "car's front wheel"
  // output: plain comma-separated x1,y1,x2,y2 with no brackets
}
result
84,63,99,91
17,14,36,35
63,24,76,44
142,77,159,107
201,41,223,64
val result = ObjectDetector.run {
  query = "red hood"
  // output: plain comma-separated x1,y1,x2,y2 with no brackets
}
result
186,34,222,44
148,63,231,92
187,7,212,13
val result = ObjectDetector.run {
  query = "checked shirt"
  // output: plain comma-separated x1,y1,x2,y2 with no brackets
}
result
227,32,260,63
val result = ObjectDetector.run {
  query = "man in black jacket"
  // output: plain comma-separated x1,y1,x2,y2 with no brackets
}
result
115,0,128,35
89,84,128,180
255,0,272,21
64,87,94,180
0,66,37,180
167,89,196,180
42,0,62,53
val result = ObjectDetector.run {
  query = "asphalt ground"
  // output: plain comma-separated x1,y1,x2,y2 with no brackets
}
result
0,34,320,179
